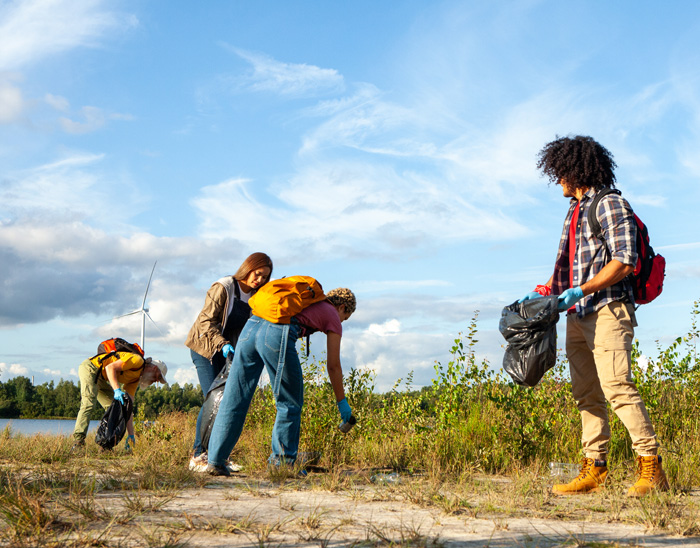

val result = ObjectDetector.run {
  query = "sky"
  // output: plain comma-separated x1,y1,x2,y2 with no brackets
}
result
1,0,699,392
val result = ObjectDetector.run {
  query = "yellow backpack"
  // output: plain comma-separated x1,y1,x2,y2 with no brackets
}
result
249,276,326,324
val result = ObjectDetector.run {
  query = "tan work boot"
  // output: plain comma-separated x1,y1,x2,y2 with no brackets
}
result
552,457,607,495
627,455,669,497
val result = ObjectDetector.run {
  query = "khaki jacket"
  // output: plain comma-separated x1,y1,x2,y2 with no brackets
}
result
184,276,238,360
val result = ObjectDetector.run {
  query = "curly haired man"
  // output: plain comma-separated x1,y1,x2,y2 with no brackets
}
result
521,135,668,497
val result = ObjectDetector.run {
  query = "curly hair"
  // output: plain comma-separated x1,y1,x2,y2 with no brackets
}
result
326,288,356,315
537,135,617,191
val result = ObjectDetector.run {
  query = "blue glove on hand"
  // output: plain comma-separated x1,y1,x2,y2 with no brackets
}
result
336,398,352,422
518,291,543,303
113,388,127,404
222,344,234,358
557,287,584,311
125,434,135,451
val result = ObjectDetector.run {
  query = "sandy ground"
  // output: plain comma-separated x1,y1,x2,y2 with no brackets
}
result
94,473,700,548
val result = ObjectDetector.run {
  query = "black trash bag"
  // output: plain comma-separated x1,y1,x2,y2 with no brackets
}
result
200,354,234,452
95,394,133,450
499,295,561,387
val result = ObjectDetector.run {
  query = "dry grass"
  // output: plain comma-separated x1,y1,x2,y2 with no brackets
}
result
1,412,699,547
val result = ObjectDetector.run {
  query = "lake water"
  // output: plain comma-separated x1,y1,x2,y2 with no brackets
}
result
0,418,100,436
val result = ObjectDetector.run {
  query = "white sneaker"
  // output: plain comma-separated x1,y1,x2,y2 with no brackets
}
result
189,453,208,473
190,453,241,473
226,461,242,473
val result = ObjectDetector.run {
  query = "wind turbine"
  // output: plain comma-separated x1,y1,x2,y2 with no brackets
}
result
115,261,162,351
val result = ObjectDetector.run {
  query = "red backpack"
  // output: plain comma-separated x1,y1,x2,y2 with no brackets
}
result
587,189,665,305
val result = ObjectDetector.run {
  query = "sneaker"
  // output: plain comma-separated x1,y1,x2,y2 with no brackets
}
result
267,460,307,478
225,461,242,473
70,440,85,453
206,463,231,477
296,451,321,467
189,453,208,473
627,455,670,497
552,457,607,495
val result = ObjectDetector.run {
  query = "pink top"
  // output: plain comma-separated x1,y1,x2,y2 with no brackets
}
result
294,300,342,338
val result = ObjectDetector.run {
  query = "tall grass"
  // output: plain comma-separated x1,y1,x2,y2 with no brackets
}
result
0,413,203,544
231,300,700,487
3,303,697,487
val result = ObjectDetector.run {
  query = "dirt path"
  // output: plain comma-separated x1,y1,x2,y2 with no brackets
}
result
102,475,700,547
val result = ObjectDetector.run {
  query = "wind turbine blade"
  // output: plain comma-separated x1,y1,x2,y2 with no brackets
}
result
113,310,141,320
145,311,166,337
141,260,157,310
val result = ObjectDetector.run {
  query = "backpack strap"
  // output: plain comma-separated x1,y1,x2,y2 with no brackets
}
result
91,352,145,384
586,187,637,305
90,351,118,383
586,188,621,242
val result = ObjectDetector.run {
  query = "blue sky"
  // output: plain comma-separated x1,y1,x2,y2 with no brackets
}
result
1,0,699,391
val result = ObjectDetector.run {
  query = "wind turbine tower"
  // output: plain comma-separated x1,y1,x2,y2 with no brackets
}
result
116,261,159,350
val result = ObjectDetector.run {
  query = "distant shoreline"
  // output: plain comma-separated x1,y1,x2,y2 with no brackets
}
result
1,416,77,420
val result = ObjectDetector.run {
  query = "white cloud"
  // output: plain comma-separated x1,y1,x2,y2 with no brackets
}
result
355,280,452,292
626,193,668,208
367,319,401,337
9,363,28,376
224,46,344,97
58,106,134,134
0,152,258,328
2,153,108,219
344,329,447,390
1,153,145,233
45,93,69,112
172,366,198,387
95,283,204,349
657,242,700,252
43,367,61,376
0,0,135,71
299,84,417,155
192,164,527,262
59,106,106,134
0,77,25,123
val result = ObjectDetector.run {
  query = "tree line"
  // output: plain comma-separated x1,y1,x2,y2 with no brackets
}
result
0,376,203,420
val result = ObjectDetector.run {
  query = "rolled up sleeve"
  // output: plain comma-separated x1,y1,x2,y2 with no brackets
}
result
599,195,637,267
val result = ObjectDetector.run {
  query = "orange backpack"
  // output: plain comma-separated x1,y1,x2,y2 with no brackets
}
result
91,337,145,383
249,276,326,324
97,337,144,358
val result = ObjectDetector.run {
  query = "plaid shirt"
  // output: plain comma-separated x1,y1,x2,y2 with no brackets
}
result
551,187,637,318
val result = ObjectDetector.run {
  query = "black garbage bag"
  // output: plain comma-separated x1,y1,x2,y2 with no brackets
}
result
200,354,233,452
95,395,133,450
499,296,560,387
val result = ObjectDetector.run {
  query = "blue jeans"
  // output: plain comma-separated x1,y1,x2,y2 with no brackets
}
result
207,317,303,467
191,349,224,457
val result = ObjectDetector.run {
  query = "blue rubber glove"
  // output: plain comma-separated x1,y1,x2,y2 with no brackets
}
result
113,388,127,405
557,287,584,311
518,291,543,303
125,434,135,451
222,344,234,358
337,398,352,422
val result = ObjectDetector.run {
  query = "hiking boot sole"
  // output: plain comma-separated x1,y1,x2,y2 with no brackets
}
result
552,485,604,496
